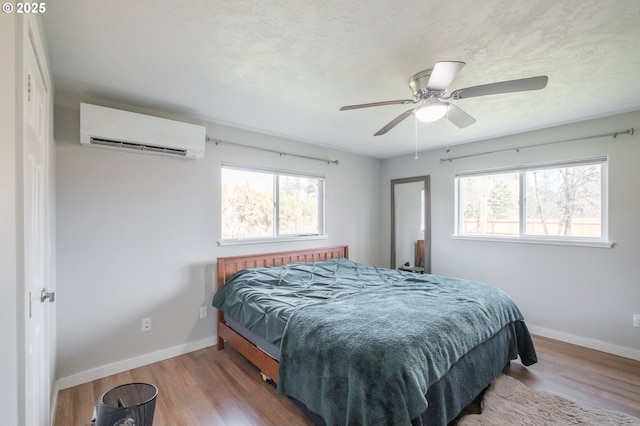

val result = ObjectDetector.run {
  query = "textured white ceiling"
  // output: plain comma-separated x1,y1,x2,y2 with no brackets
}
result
42,0,640,158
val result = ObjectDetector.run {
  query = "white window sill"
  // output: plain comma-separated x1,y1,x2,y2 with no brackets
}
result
452,235,614,248
218,234,328,246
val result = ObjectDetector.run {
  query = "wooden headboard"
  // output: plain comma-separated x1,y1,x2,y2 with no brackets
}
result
216,245,349,288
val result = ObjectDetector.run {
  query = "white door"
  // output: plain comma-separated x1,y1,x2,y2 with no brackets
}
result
23,17,53,426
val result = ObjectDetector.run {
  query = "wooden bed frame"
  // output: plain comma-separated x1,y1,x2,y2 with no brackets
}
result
215,245,349,384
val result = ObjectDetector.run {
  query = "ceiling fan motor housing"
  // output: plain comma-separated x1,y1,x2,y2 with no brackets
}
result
409,69,445,102
409,69,434,97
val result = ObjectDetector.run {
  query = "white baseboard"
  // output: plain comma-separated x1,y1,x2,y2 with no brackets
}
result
528,325,640,361
55,335,217,390
53,327,640,392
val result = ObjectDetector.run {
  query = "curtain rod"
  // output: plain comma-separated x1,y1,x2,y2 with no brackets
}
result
439,127,635,163
207,136,339,165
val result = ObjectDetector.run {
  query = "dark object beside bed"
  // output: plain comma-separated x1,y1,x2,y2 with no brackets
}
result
213,246,536,426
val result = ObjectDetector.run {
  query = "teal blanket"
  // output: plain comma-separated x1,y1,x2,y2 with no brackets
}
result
213,259,536,425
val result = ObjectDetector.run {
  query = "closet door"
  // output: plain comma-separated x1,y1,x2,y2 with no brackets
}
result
22,15,54,426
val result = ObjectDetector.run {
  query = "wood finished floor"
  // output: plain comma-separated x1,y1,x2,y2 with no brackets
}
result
54,335,640,426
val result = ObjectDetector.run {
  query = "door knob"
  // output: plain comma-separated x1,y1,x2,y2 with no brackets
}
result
41,288,55,303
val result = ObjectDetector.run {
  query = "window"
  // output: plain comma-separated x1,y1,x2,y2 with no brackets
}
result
455,157,608,244
221,164,325,242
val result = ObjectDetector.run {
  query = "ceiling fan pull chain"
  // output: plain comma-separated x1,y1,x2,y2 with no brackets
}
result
414,115,419,160
445,109,451,153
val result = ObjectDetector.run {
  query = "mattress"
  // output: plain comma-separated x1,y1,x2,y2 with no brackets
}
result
223,315,281,360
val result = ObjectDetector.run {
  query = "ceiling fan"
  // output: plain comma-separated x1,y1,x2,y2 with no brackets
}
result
340,61,548,136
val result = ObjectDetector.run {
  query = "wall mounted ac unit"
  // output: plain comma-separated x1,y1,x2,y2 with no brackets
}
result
80,103,206,159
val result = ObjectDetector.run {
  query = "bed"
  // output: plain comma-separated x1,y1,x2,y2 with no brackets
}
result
213,245,537,426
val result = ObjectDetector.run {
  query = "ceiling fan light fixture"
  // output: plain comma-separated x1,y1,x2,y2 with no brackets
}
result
415,103,449,123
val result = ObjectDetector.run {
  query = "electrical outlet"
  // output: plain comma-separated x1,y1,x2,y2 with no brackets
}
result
634,314,640,328
141,317,152,332
199,306,208,319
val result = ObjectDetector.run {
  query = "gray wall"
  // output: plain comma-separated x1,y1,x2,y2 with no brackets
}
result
55,101,382,382
381,110,640,359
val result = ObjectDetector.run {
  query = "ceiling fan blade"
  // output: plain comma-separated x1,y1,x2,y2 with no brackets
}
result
374,108,416,136
449,76,548,100
427,61,465,91
446,103,476,128
340,99,416,111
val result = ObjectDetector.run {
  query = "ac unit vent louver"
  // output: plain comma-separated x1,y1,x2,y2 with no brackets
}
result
80,103,206,159
89,137,188,157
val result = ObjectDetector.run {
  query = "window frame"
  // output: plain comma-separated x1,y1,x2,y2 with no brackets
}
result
454,156,612,248
219,163,327,245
